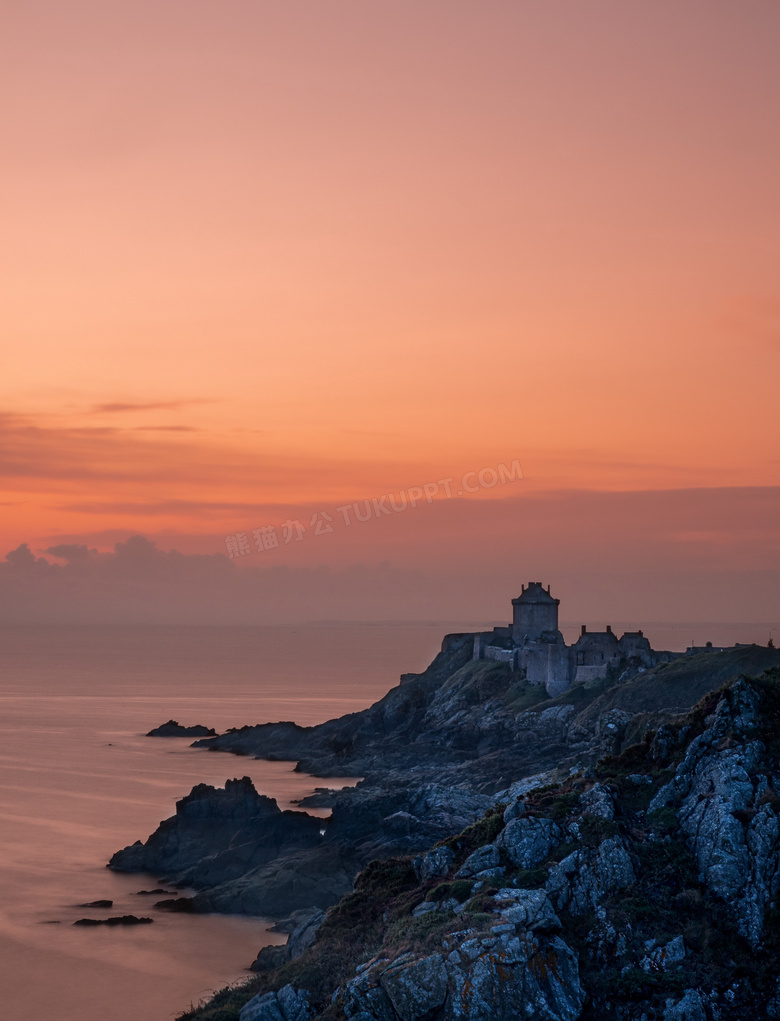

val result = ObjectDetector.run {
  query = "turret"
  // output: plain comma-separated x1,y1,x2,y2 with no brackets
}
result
511,582,560,643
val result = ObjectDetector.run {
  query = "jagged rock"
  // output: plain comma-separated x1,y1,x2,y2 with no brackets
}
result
545,836,635,915
455,844,499,878
251,909,324,972
650,724,680,763
146,720,216,737
380,954,448,1019
663,988,707,1021
578,782,614,820
413,846,454,883
250,944,288,973
472,866,504,879
641,935,686,972
240,984,312,1021
648,680,780,945
767,976,780,1018
497,770,562,808
496,816,560,868
411,900,438,917
596,709,633,755
286,908,324,960
108,777,322,877
344,930,584,1021
492,888,561,932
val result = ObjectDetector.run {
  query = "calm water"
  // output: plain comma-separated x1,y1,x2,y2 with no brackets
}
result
0,624,448,1021
0,620,771,1020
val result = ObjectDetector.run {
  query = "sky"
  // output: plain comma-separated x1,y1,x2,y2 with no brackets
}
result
1,1,779,624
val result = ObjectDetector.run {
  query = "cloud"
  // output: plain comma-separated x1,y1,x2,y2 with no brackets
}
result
2,486,779,626
45,543,96,561
131,425,199,432
89,400,216,414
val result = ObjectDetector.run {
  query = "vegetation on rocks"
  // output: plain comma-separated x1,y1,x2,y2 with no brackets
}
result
177,665,780,1021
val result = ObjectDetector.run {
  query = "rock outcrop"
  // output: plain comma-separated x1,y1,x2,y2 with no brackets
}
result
191,645,780,793
175,667,780,1021
147,720,217,737
109,777,491,917
343,932,585,1021
648,678,780,946
109,777,323,879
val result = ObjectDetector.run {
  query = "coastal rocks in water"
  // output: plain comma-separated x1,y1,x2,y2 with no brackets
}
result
343,931,585,1021
78,899,113,908
251,909,324,972
110,774,491,918
73,915,153,926
108,777,322,878
239,984,313,1021
154,897,196,912
147,720,217,737
191,845,355,917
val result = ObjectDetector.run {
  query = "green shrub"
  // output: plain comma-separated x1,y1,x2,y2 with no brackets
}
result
450,879,475,902
509,867,548,888
578,815,619,847
440,805,506,861
426,882,452,902
646,807,678,836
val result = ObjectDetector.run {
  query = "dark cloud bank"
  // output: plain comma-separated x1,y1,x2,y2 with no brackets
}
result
2,488,779,625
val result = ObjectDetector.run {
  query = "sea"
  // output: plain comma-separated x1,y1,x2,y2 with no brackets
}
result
0,620,774,1021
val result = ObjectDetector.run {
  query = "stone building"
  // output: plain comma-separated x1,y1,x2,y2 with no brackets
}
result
472,582,670,697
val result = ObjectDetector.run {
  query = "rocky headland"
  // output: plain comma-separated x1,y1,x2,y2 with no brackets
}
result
109,636,780,1020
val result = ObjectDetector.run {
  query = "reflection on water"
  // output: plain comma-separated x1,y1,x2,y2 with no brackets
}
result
0,624,445,1021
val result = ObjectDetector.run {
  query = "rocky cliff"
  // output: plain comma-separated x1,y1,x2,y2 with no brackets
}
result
176,667,780,1021
190,644,780,791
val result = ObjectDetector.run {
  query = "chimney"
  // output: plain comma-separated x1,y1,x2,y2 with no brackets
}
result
606,624,612,634
581,625,587,636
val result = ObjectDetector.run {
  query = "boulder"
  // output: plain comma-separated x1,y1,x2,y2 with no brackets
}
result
492,888,561,932
545,837,634,915
663,988,707,1021
413,846,454,883
455,844,500,878
240,985,312,1021
380,954,448,1019
496,816,560,868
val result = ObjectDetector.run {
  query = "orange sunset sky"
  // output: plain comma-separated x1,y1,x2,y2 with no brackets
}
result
1,1,779,625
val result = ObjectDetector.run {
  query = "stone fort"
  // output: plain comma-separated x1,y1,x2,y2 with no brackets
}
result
471,582,674,698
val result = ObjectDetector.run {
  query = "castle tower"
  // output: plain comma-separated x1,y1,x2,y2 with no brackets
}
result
511,582,560,643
